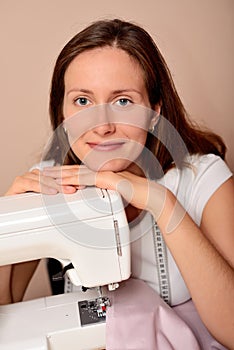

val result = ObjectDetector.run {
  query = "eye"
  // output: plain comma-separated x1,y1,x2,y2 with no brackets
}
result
74,97,91,106
115,98,133,107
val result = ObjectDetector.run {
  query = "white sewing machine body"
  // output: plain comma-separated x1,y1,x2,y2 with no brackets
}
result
0,290,108,350
0,188,131,349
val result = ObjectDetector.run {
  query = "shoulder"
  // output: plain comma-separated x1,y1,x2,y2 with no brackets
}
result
29,159,55,171
185,153,232,177
157,154,233,225
158,153,232,192
184,154,232,197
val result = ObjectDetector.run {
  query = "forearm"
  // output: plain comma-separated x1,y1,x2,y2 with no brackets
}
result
0,261,39,305
11,260,40,302
150,187,234,348
0,265,13,304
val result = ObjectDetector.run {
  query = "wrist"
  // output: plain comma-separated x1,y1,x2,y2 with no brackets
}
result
147,183,185,234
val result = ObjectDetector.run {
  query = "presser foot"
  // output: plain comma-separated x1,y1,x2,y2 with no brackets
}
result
78,296,111,326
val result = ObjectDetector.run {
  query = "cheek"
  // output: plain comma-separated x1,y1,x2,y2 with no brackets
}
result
126,127,148,145
70,138,86,159
62,99,71,119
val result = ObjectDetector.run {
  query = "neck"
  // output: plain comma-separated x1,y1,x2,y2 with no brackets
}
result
125,160,146,178
125,204,142,223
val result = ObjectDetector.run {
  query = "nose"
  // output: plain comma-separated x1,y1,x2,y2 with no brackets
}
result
92,104,116,136
93,123,116,136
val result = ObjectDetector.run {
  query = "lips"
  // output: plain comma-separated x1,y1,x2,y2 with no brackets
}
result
87,141,126,151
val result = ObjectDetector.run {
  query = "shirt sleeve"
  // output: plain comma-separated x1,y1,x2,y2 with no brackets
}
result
188,154,233,225
157,154,233,226
29,159,55,171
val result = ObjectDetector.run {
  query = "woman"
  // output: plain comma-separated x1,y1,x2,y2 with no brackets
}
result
1,19,234,349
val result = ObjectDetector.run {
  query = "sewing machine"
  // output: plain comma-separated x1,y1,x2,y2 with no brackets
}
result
0,187,131,350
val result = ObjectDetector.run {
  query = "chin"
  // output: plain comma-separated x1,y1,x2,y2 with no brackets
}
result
85,159,132,172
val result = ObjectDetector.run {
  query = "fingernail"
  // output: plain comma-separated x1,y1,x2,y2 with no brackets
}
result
63,186,76,193
77,185,86,190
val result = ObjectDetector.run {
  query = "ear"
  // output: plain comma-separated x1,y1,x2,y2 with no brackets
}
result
156,102,162,113
149,103,161,131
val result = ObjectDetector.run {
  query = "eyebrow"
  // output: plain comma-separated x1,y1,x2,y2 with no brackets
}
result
66,88,143,96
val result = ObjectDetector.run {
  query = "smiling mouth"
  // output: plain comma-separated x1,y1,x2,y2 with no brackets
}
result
87,141,126,151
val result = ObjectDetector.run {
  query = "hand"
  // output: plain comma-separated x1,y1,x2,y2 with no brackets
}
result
4,169,76,196
42,165,168,216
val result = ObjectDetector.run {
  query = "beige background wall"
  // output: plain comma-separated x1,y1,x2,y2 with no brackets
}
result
0,0,233,197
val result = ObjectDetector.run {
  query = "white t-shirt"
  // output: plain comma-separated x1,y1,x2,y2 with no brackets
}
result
33,154,232,306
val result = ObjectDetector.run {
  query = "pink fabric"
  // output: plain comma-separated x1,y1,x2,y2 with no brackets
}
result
173,301,228,350
106,279,227,350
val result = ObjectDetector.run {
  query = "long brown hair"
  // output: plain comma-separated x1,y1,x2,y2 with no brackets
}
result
44,18,226,177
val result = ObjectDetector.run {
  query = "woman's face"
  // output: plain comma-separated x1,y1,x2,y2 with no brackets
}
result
63,46,157,172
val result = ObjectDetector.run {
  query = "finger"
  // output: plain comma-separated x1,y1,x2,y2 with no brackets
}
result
42,165,90,178
5,170,66,196
43,165,80,171
38,173,78,194
76,185,86,190
55,171,96,187
42,165,89,179
5,175,58,195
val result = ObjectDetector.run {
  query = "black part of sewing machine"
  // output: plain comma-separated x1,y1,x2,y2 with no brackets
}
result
47,258,65,294
78,297,110,326
51,262,74,281
81,286,90,292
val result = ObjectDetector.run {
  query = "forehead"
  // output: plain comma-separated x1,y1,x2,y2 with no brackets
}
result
64,46,146,88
